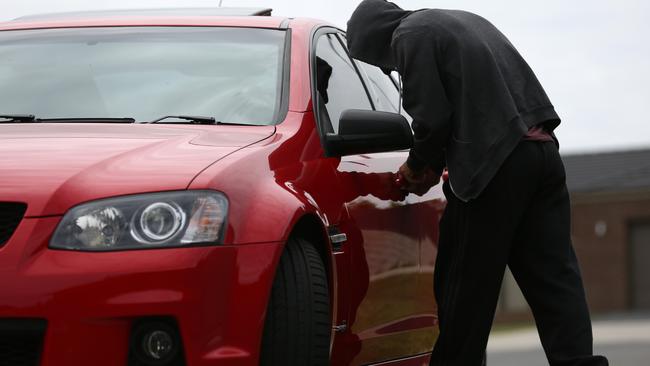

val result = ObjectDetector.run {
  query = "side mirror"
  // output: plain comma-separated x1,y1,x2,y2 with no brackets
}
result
325,109,413,157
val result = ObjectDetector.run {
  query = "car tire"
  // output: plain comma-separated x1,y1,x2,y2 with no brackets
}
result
260,237,331,366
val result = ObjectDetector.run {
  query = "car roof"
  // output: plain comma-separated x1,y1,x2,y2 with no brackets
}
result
0,8,328,32
13,7,274,21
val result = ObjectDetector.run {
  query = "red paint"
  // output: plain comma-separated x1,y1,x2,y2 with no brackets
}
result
0,14,445,366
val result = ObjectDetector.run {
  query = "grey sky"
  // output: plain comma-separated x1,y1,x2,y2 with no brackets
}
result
2,0,648,153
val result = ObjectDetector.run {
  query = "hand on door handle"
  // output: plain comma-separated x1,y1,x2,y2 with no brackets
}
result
396,163,440,196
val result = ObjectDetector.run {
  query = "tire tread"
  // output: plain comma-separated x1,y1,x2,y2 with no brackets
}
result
260,237,331,365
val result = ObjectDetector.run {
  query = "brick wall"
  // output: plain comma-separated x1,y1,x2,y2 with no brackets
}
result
570,191,650,313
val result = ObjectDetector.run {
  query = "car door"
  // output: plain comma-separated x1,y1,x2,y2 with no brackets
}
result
312,29,442,365
353,58,445,347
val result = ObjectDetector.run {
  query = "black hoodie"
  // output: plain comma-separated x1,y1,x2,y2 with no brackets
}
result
347,0,560,201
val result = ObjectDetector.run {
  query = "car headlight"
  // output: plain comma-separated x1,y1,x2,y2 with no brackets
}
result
50,191,228,251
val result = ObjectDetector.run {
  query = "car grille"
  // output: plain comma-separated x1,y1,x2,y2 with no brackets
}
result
0,319,47,366
0,203,27,247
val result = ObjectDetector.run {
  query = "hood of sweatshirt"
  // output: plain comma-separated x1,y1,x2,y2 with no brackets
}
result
346,0,412,70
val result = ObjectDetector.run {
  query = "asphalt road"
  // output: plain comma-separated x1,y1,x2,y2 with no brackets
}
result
486,313,650,365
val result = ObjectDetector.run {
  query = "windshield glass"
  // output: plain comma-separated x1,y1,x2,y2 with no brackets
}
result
0,27,287,125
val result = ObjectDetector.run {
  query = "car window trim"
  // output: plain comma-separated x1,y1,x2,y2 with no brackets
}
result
272,28,292,124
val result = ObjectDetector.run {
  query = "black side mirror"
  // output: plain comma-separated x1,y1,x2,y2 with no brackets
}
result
325,109,413,157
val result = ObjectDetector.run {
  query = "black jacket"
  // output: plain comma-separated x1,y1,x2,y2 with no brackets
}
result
347,0,560,201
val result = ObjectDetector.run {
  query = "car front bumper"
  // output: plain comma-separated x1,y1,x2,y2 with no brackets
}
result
0,217,283,366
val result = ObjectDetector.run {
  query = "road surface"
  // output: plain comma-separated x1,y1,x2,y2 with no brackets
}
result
487,313,650,365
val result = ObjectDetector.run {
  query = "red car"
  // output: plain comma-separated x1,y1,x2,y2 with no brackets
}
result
0,8,445,366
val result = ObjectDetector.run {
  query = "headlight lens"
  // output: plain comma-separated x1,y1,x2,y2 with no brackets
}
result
134,202,186,244
50,191,228,251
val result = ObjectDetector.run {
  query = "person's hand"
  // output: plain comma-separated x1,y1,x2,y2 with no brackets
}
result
375,172,408,201
397,162,440,196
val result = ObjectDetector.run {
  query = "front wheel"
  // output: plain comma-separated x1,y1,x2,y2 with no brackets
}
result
260,237,331,365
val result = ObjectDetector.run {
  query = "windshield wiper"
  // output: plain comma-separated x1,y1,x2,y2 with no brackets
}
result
149,115,218,124
148,115,252,126
0,115,136,124
0,114,37,123
38,117,136,123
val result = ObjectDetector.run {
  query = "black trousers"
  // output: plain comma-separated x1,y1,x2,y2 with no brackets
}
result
430,141,608,366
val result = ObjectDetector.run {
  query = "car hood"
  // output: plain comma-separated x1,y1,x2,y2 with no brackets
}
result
0,123,275,216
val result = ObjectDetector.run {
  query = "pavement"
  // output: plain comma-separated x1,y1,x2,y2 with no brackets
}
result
486,313,650,365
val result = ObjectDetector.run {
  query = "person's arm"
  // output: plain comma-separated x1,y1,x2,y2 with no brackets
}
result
393,31,452,175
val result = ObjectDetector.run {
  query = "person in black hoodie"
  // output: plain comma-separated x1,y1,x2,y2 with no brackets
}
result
347,1,609,365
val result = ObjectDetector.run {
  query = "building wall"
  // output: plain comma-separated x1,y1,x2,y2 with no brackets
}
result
496,190,650,319
570,191,650,313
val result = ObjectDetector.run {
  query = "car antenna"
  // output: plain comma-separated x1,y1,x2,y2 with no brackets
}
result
219,0,224,7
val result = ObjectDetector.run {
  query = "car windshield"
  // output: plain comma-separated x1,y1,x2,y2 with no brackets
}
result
0,27,287,125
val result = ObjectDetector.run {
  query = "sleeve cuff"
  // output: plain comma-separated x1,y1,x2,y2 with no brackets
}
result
406,150,427,173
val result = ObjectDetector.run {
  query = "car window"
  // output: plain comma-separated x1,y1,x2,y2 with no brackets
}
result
337,35,413,125
355,60,401,113
0,27,287,125
314,33,372,134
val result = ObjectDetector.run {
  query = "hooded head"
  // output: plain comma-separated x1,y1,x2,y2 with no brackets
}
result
346,0,411,71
